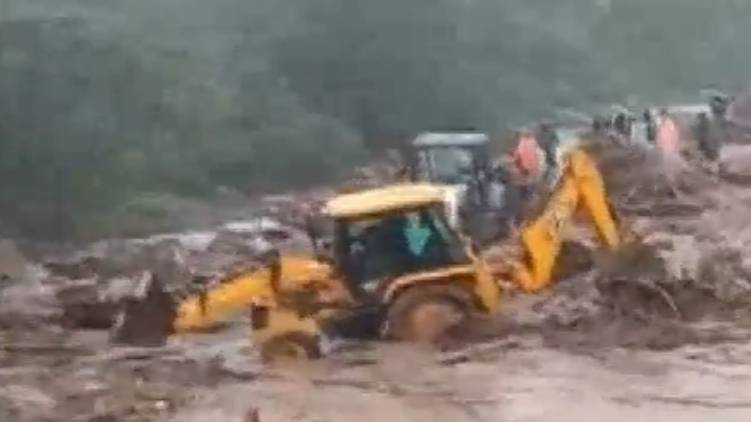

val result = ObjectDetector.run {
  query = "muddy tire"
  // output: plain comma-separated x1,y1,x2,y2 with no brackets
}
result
385,284,474,344
260,331,322,363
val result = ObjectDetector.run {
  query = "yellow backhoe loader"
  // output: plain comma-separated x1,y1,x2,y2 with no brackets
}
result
111,149,627,361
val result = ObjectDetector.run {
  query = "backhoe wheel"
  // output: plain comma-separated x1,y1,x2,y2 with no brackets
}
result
260,332,322,364
386,284,474,344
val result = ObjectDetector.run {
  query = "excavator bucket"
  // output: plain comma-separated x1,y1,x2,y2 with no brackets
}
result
110,272,177,347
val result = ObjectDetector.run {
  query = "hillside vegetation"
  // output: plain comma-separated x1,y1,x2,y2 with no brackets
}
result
1,0,750,239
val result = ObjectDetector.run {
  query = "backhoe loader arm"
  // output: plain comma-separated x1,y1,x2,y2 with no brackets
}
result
513,149,620,292
173,265,277,332
171,254,335,333
110,264,279,346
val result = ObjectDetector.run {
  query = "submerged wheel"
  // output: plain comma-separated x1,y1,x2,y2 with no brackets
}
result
385,284,474,344
260,331,322,363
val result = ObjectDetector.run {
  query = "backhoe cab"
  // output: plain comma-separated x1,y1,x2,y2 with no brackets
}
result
252,184,501,359
406,132,507,245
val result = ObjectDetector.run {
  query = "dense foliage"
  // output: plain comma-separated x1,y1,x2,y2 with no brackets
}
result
1,0,750,239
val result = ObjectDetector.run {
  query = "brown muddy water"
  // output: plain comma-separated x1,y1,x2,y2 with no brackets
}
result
3,307,751,422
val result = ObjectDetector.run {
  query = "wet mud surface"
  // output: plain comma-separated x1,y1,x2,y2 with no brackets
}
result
3,314,751,422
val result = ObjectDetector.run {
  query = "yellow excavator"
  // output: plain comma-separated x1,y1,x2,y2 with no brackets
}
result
111,149,626,360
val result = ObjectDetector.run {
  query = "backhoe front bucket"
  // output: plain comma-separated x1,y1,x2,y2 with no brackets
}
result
109,272,177,347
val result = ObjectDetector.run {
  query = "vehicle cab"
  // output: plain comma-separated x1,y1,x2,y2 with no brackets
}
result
409,132,491,187
322,184,475,302
316,183,500,341
406,132,506,243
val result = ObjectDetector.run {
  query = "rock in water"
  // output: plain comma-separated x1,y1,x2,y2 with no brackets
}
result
109,272,176,347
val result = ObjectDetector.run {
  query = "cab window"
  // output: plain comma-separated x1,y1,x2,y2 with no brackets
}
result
335,206,469,295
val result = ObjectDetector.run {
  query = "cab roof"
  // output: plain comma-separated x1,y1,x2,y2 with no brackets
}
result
323,183,447,219
412,132,489,148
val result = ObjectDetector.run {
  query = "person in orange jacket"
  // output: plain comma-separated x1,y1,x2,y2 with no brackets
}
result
655,109,681,156
654,109,687,197
512,129,543,180
504,129,544,226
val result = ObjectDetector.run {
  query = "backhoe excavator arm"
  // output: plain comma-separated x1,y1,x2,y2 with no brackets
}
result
110,263,280,346
171,253,339,333
512,149,621,292
173,265,277,332
111,250,339,352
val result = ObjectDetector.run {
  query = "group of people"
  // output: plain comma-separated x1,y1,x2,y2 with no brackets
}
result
596,108,682,155
498,96,732,220
595,96,730,163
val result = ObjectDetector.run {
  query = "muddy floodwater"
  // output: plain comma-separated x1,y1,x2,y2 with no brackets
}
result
3,313,751,422
164,315,751,422
238,338,751,422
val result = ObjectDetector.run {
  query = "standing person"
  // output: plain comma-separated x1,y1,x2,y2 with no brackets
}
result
630,116,647,147
655,109,680,155
644,109,656,144
538,123,559,169
710,95,729,121
512,129,542,181
537,122,561,186
655,109,685,197
625,113,636,141
694,112,719,161
493,155,524,229
710,94,731,147
613,112,627,138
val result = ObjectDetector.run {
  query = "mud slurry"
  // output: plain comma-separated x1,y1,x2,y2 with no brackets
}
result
4,322,751,422
166,328,751,422
4,143,751,421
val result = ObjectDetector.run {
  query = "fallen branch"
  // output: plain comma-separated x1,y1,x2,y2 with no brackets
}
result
437,338,522,365
608,278,682,319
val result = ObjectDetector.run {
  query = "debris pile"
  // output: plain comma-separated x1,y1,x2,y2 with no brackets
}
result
504,142,751,350
0,218,308,333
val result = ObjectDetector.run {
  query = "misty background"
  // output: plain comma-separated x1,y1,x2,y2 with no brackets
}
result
1,0,749,240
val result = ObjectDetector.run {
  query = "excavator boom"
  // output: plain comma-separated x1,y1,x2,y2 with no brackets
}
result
112,254,330,346
513,149,621,292
173,254,333,333
173,267,275,332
